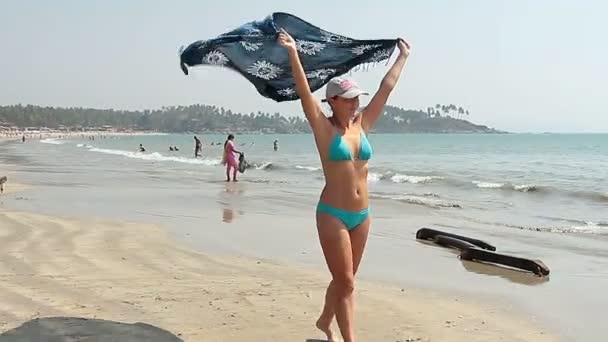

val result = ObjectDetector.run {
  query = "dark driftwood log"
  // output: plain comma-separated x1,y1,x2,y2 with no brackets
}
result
433,235,477,250
416,228,550,277
416,228,497,251
459,248,550,276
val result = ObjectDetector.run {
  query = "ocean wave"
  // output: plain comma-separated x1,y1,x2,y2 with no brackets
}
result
503,222,608,235
86,147,221,166
512,184,540,192
243,163,443,187
573,190,608,203
473,181,542,192
252,162,281,170
471,180,607,203
535,215,608,228
40,138,66,145
371,193,461,209
367,171,443,184
465,216,608,236
368,172,382,182
472,181,505,189
391,174,443,184
228,162,443,185
295,165,321,172
587,221,608,227
288,164,445,185
73,139,605,205
233,162,319,172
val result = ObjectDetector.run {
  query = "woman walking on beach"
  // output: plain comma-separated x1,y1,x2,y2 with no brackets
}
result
278,30,410,341
222,134,241,182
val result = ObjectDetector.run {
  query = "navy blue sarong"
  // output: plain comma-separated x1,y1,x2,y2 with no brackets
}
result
179,12,398,102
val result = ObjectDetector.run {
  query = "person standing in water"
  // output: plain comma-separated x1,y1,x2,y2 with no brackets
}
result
279,29,410,342
222,134,242,182
0,176,7,194
273,139,279,151
194,136,202,157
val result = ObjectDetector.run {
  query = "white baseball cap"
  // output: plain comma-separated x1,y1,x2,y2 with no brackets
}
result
322,77,369,103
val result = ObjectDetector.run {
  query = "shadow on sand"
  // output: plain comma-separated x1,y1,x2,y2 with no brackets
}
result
0,317,183,342
460,259,550,285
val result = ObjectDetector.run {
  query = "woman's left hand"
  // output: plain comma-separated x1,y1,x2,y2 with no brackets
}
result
397,38,410,58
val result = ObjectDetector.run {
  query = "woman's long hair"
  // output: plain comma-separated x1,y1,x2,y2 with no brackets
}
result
223,134,234,149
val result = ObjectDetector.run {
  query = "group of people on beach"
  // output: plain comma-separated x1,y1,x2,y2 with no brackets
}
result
136,134,248,182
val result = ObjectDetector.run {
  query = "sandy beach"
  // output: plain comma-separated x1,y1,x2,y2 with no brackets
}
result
0,186,559,341
5,134,604,341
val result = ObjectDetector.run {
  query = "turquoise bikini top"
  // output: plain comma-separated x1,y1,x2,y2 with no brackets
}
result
328,131,373,161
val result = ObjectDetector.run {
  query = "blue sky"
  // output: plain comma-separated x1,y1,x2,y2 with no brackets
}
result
1,0,606,132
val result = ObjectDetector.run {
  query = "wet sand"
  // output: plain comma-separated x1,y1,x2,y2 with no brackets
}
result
0,180,29,196
0,206,560,341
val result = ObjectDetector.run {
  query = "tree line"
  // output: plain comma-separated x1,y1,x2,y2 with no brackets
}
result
0,103,502,134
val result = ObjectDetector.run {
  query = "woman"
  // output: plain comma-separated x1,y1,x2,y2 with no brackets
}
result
222,134,242,182
278,30,410,342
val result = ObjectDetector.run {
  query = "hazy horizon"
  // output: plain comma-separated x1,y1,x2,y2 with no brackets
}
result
1,0,606,133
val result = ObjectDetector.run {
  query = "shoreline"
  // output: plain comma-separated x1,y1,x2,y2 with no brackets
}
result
0,182,29,196
0,171,30,196
0,131,170,147
0,182,560,341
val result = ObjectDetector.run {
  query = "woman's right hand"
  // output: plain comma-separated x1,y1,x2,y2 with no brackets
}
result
277,29,297,51
277,27,323,127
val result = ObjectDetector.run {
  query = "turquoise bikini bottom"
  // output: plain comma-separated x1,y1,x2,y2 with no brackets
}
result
316,202,369,231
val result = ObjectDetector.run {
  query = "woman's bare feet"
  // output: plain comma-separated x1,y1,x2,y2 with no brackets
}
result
316,317,335,341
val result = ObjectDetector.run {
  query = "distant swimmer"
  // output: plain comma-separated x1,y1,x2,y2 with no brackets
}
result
174,146,179,151
139,144,145,152
169,146,174,151
194,136,202,157
273,139,279,151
